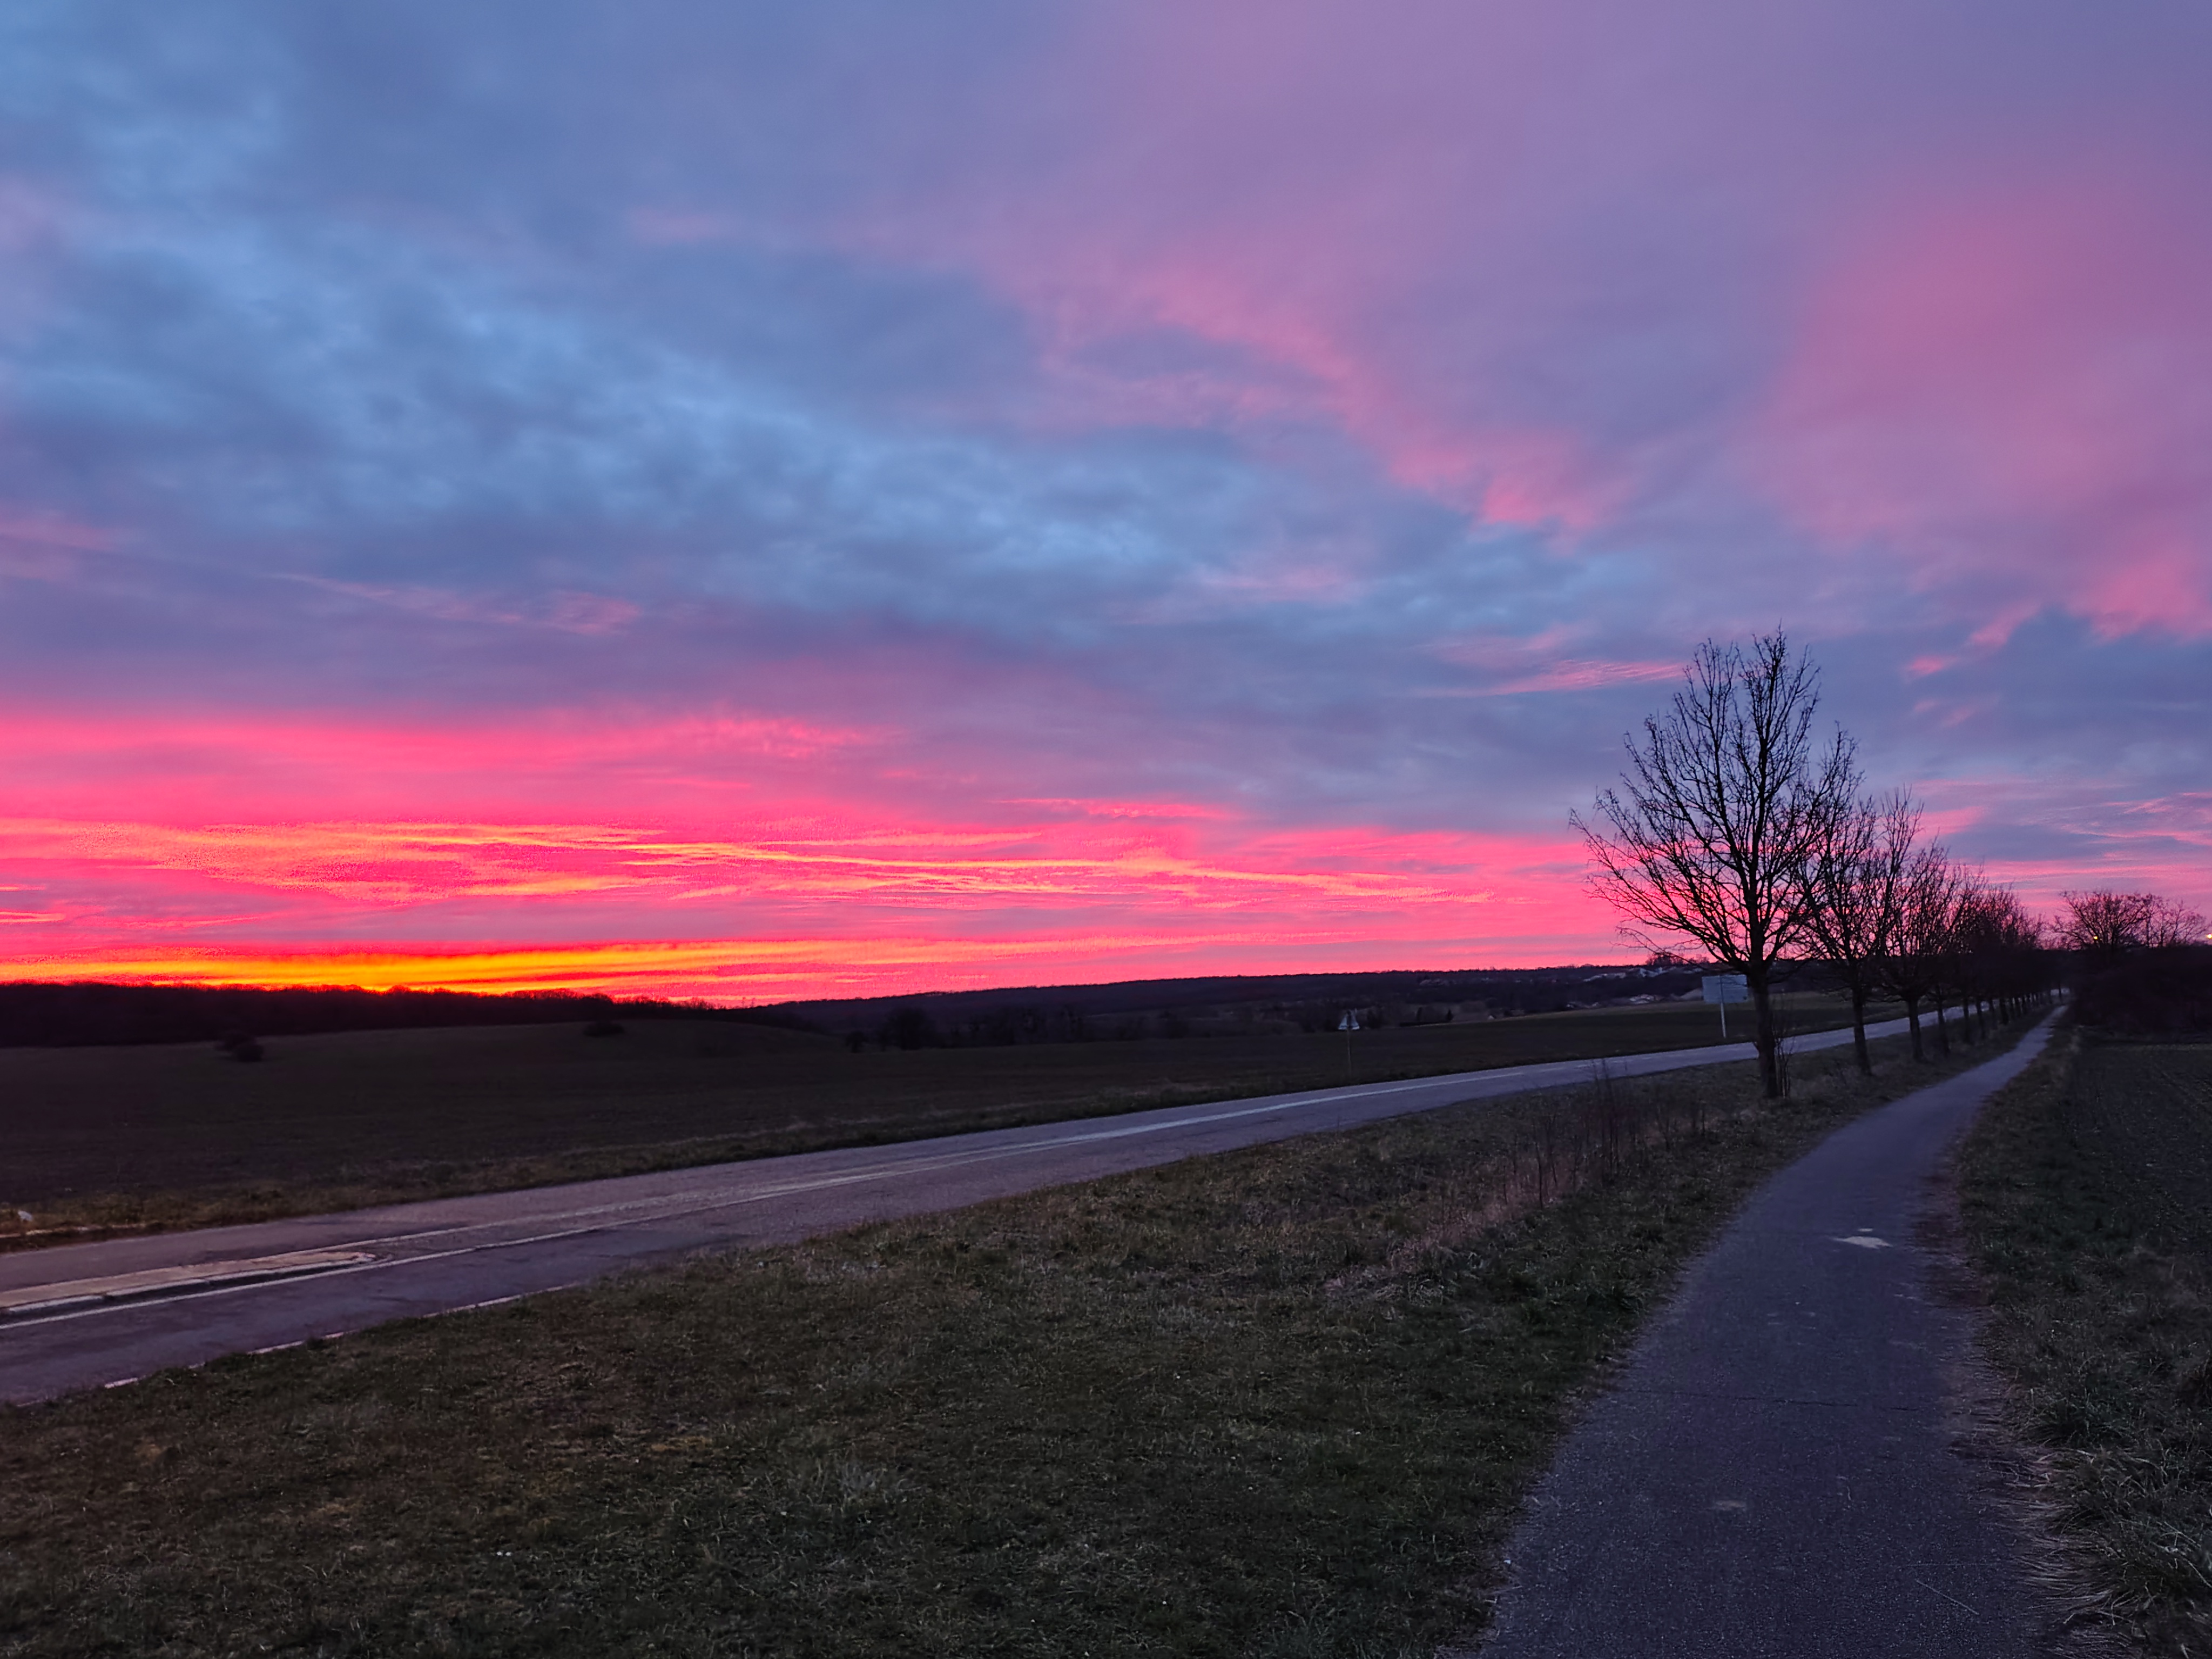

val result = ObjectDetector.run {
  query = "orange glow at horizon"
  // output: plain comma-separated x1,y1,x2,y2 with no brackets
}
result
9,699,2202,1003
4,925,1629,1002
0,790,1620,999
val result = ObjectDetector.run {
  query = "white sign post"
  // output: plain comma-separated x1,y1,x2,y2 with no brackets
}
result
1701,973,1749,1039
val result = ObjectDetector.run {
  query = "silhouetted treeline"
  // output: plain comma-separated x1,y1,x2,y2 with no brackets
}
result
0,982,814,1049
826,966,1709,1051
2,961,1723,1053
775,965,1690,1038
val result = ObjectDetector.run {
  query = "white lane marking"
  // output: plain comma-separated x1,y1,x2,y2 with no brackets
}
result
280,1017,1907,1252
0,1014,1920,1332
5,1121,1269,1331
0,1250,375,1316
1912,1577,1979,1617
1835,1236,1891,1250
0,1223,621,1332
269,1075,1522,1258
3,1088,1574,1331
430,1286,579,1317
154,1061,1593,1264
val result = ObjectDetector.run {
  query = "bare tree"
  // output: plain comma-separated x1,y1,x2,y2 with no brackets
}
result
1574,633,1856,1098
2148,896,2211,949
1801,789,1917,1076
2059,890,2209,963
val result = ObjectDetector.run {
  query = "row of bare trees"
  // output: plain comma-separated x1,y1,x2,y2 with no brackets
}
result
1573,633,2084,1098
1802,793,2053,1069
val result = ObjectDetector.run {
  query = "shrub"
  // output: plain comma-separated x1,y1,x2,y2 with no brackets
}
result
2073,946,2212,1034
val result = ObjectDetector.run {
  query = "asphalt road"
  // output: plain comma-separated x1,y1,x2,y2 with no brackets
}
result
1,1014,1909,1406
1477,1016,2055,1659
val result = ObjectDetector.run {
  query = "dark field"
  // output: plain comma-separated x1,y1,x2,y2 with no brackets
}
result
0,995,1874,1236
2055,1037,2212,1256
0,1027,2005,1658
1958,1032,2212,1651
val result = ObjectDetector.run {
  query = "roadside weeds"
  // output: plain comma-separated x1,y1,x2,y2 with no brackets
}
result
1957,1026,2212,1655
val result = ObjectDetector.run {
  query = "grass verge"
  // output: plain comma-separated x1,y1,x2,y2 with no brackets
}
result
0,996,1893,1251
1,1026,2014,1658
1956,1027,2212,1654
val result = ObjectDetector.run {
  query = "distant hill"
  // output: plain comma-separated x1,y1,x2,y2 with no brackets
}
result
0,962,1705,1049
0,981,810,1049
765,964,1704,1047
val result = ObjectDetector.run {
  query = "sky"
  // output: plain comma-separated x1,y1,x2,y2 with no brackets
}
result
1,0,2207,1001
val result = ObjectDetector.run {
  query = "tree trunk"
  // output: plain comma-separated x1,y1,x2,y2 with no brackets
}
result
1750,974,1780,1099
1905,996,1925,1061
1850,984,1871,1076
1933,995,1950,1056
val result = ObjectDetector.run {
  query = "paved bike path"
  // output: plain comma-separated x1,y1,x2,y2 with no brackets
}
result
1479,1019,2056,1658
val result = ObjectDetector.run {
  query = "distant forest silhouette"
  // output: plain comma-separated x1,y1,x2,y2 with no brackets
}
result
0,982,812,1049
0,966,1695,1049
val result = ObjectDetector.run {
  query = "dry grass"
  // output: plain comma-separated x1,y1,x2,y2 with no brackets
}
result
1957,1029,2212,1654
0,1026,2013,1658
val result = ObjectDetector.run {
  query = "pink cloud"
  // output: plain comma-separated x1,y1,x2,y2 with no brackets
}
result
1751,170,2212,636
1000,798,1235,821
1908,773,2210,923
1430,631,1682,695
823,1,1670,539
1010,254,1620,532
1478,661,1682,697
0,503,122,585
0,174,73,333
780,2,2212,644
282,575,644,635
0,506,112,552
0,705,882,802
